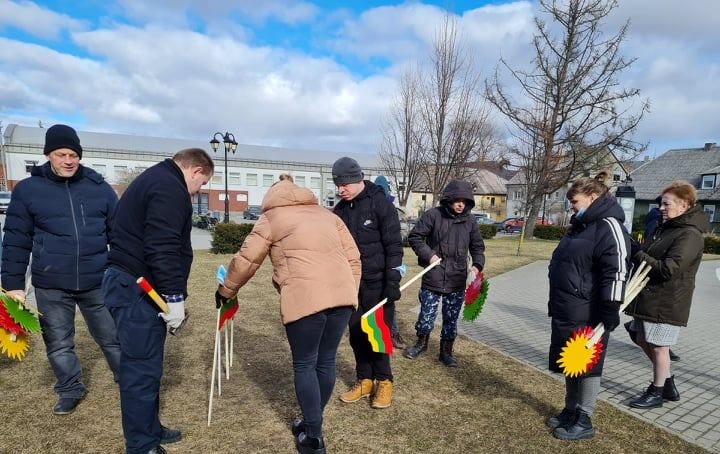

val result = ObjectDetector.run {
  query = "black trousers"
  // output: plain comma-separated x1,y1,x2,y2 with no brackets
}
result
348,281,394,381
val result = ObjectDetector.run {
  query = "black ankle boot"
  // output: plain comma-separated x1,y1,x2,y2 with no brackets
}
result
630,384,663,409
552,409,594,440
403,334,429,359
663,376,680,402
546,408,575,430
439,339,458,367
291,418,305,437
296,432,326,454
669,349,680,361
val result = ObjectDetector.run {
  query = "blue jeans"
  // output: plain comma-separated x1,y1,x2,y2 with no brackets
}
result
285,306,352,438
103,267,167,454
35,287,121,399
415,288,464,341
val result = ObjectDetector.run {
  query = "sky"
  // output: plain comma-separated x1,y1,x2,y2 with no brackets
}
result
0,0,718,157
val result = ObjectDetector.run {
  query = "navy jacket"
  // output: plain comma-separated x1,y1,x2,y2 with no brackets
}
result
107,159,193,296
1,163,117,291
333,181,403,284
408,180,485,294
547,195,631,376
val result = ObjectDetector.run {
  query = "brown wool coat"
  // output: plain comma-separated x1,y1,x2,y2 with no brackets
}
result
219,181,361,324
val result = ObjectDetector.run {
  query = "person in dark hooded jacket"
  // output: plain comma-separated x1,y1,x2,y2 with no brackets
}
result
624,181,709,410
1,124,120,416
404,180,485,367
547,174,631,441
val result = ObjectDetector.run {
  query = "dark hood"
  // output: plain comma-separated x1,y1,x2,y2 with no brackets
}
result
571,193,625,226
440,180,475,215
663,204,710,234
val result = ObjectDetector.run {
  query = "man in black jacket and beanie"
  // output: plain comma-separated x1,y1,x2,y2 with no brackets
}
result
332,157,403,410
405,180,485,366
2,124,120,416
102,148,213,454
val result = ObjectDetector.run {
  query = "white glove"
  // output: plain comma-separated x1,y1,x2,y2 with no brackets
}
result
159,301,186,330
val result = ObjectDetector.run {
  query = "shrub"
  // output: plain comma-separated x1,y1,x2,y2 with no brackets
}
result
705,235,720,254
478,224,497,240
533,225,567,240
211,223,254,254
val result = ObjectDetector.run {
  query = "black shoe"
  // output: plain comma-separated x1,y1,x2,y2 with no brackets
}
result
663,376,680,402
391,333,407,349
669,349,680,361
403,334,429,360
53,393,86,415
439,339,458,367
630,384,663,409
296,432,326,454
546,408,575,430
160,425,182,444
147,447,167,454
552,409,594,440
291,418,305,437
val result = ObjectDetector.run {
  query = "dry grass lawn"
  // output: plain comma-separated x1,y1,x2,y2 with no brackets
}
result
0,236,711,453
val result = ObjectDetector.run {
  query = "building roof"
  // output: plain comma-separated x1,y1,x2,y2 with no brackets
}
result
469,169,508,194
629,145,720,201
2,124,381,169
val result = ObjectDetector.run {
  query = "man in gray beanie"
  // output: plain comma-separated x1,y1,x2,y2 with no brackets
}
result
2,124,121,416
332,157,403,409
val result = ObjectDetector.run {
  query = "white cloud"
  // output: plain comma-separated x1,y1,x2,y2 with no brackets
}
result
0,0,85,40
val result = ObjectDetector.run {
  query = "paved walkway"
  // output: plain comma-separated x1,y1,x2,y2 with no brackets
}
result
458,260,720,453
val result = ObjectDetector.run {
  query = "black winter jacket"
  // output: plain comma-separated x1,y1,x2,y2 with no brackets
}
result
107,159,193,296
548,195,631,376
408,180,485,294
626,204,708,326
1,163,117,291
333,181,403,284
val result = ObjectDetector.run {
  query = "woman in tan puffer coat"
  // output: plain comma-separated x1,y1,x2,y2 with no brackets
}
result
216,178,360,454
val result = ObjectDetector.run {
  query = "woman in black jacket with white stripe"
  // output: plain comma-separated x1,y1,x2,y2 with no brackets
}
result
547,175,631,440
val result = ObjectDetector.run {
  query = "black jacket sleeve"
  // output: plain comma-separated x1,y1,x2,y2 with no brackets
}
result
468,223,486,270
377,195,403,283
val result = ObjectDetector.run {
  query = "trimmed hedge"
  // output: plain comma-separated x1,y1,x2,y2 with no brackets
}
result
478,224,497,240
705,235,720,254
533,225,567,240
211,222,254,254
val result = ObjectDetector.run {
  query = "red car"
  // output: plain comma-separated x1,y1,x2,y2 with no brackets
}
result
501,217,552,233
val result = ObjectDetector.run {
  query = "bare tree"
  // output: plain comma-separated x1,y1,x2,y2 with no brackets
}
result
378,13,496,207
378,67,425,207
419,14,495,202
487,0,649,238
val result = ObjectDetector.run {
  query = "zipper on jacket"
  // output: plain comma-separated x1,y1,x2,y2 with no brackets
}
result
80,202,86,227
66,181,81,290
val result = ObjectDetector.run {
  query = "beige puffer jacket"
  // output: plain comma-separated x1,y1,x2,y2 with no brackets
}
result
219,180,361,324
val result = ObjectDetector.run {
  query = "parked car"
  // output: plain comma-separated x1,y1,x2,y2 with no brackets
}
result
498,216,553,233
476,216,496,225
0,191,11,214
243,205,261,220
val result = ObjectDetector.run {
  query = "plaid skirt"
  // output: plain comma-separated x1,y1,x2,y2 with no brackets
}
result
631,318,681,346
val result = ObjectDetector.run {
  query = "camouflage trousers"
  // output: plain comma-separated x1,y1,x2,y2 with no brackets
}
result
415,288,464,341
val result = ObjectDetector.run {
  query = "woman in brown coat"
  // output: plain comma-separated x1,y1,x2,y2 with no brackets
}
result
625,180,709,409
216,178,361,454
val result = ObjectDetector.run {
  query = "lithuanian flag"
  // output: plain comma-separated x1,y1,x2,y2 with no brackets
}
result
218,297,238,331
361,305,393,355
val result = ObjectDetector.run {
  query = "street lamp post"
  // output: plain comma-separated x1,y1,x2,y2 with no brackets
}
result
209,131,237,223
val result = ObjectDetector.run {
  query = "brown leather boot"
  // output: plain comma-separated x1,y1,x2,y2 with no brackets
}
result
339,379,374,403
371,380,393,409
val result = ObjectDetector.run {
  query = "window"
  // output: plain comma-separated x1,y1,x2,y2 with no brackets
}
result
24,160,38,173
310,177,321,189
211,172,222,184
92,164,107,177
246,173,258,186
114,165,128,179
325,178,334,189
704,204,716,222
219,193,226,201
228,172,241,185
513,190,523,200
490,197,496,207
702,175,715,189
295,176,306,187
613,173,621,181
263,174,274,187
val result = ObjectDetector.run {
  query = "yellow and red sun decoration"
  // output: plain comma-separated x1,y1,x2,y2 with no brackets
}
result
557,326,603,377
0,292,42,361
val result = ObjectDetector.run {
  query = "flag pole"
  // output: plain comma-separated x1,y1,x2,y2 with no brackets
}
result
230,318,234,368
362,259,442,318
224,324,230,379
208,308,221,426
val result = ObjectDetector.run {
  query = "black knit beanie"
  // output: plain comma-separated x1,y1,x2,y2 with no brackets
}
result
43,124,83,158
332,157,364,185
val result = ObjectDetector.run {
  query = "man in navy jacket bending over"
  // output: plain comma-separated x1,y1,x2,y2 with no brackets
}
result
102,148,213,454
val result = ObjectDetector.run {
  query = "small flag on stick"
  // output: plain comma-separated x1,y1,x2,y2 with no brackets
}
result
136,277,170,313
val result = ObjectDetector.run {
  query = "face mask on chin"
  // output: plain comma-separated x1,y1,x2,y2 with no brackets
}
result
576,207,587,218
